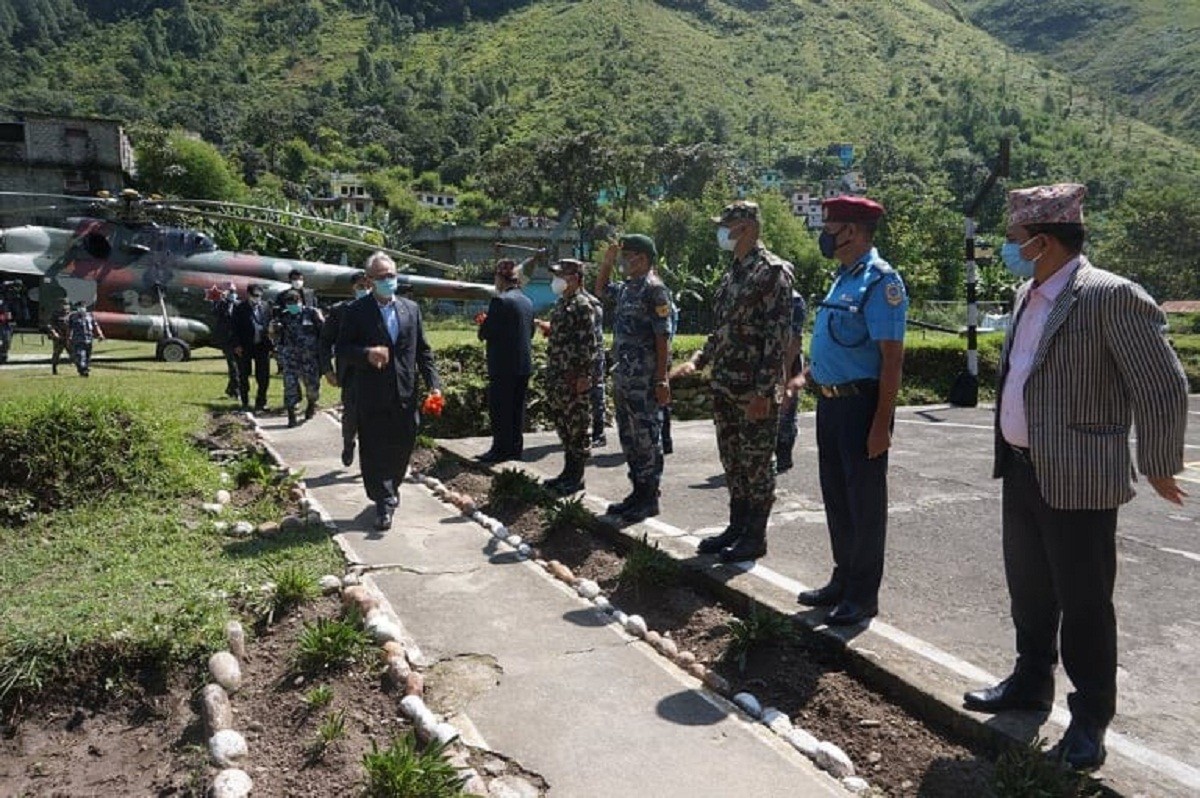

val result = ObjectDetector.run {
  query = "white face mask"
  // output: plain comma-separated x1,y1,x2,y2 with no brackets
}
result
290,279,303,290
716,226,737,251
551,276,567,296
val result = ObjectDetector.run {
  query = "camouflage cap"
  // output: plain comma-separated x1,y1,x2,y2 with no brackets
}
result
619,233,658,261
549,258,586,277
711,200,760,225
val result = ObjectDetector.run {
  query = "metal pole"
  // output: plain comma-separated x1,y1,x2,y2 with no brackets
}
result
948,139,1009,408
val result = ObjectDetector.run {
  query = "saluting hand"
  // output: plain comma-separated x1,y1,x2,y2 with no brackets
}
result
1148,475,1187,505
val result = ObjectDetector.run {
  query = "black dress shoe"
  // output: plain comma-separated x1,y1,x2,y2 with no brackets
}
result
1048,719,1107,771
475,450,503,464
341,441,355,467
825,600,878,626
797,583,842,607
374,506,393,531
963,674,1053,713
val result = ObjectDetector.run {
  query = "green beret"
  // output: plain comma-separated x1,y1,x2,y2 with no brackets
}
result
619,234,657,261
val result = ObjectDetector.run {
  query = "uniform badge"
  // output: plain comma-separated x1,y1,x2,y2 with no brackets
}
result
655,304,670,318
885,282,904,307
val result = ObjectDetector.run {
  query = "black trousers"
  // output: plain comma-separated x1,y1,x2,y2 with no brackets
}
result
487,372,529,456
222,344,241,393
1003,453,1118,726
816,391,889,606
358,402,418,506
237,346,272,407
340,377,358,447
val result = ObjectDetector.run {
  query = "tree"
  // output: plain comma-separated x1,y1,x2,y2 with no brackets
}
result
1096,185,1200,301
133,127,246,200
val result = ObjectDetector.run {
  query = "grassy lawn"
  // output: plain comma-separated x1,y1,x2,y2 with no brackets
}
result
0,337,343,705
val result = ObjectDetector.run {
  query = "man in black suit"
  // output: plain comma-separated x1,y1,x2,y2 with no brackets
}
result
321,270,371,467
231,283,274,411
476,258,534,463
336,253,441,530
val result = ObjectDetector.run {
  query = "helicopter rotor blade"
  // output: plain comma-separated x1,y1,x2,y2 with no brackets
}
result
0,191,114,205
157,199,386,237
157,205,461,274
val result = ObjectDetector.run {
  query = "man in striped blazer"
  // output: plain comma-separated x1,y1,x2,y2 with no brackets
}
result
963,183,1189,771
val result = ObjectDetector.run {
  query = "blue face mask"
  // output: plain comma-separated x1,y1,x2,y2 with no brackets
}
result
1000,239,1037,279
354,287,370,300
285,303,301,315
373,277,398,298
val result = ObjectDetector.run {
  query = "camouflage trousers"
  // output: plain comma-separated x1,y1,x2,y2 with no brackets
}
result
549,380,592,459
279,345,320,409
613,373,662,483
713,389,779,507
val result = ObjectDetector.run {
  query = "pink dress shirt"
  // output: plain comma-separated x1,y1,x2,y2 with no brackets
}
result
999,257,1081,448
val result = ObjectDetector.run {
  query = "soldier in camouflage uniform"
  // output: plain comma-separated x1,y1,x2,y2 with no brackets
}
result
595,234,673,523
775,290,808,472
44,298,72,375
274,288,324,427
583,287,608,448
541,259,603,495
67,301,105,377
673,201,794,562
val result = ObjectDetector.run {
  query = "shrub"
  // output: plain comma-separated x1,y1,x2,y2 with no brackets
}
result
618,534,680,591
0,394,188,523
361,733,465,798
726,606,795,674
293,617,372,675
993,738,1102,798
487,468,543,514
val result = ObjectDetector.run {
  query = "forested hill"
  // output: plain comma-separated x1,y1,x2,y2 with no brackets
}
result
941,0,1200,146
0,0,1196,300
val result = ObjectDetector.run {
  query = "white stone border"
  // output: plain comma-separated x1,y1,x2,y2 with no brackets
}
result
415,472,869,794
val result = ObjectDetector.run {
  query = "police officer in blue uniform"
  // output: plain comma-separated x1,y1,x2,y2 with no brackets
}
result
790,195,907,626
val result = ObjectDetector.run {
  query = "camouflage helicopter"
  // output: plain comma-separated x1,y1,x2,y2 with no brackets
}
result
0,189,498,361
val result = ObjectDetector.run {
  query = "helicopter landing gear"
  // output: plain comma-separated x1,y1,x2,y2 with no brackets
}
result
156,337,190,363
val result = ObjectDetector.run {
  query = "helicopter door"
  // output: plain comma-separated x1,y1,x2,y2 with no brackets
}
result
28,276,96,308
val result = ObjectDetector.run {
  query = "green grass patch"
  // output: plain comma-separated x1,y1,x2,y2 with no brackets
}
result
618,534,680,591
0,347,342,712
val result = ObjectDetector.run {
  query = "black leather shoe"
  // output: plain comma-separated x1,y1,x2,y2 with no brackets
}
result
341,441,355,467
475,450,504,464
374,505,393,531
591,433,607,448
963,674,1053,713
825,600,878,626
1048,719,1107,771
797,583,842,607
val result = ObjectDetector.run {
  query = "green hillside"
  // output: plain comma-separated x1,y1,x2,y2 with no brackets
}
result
943,0,1200,145
0,0,1197,300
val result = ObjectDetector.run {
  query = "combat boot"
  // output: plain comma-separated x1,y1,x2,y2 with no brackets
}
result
606,481,638,516
719,506,769,562
549,454,586,496
620,480,660,524
304,399,317,421
698,499,747,554
776,443,794,473
287,406,298,428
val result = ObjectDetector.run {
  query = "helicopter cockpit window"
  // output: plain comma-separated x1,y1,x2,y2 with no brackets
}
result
191,232,216,254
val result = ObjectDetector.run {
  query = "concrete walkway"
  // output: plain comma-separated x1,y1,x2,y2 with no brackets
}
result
435,402,1200,798
260,411,843,798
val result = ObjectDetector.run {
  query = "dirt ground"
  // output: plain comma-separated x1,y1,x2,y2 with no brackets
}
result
429,456,1002,798
0,595,410,798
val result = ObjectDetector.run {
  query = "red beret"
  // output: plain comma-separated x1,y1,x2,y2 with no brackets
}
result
822,195,885,224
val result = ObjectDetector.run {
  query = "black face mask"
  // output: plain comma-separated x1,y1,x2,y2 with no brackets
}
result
818,231,839,259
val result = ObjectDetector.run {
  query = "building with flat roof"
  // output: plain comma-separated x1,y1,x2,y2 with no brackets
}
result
0,110,134,201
